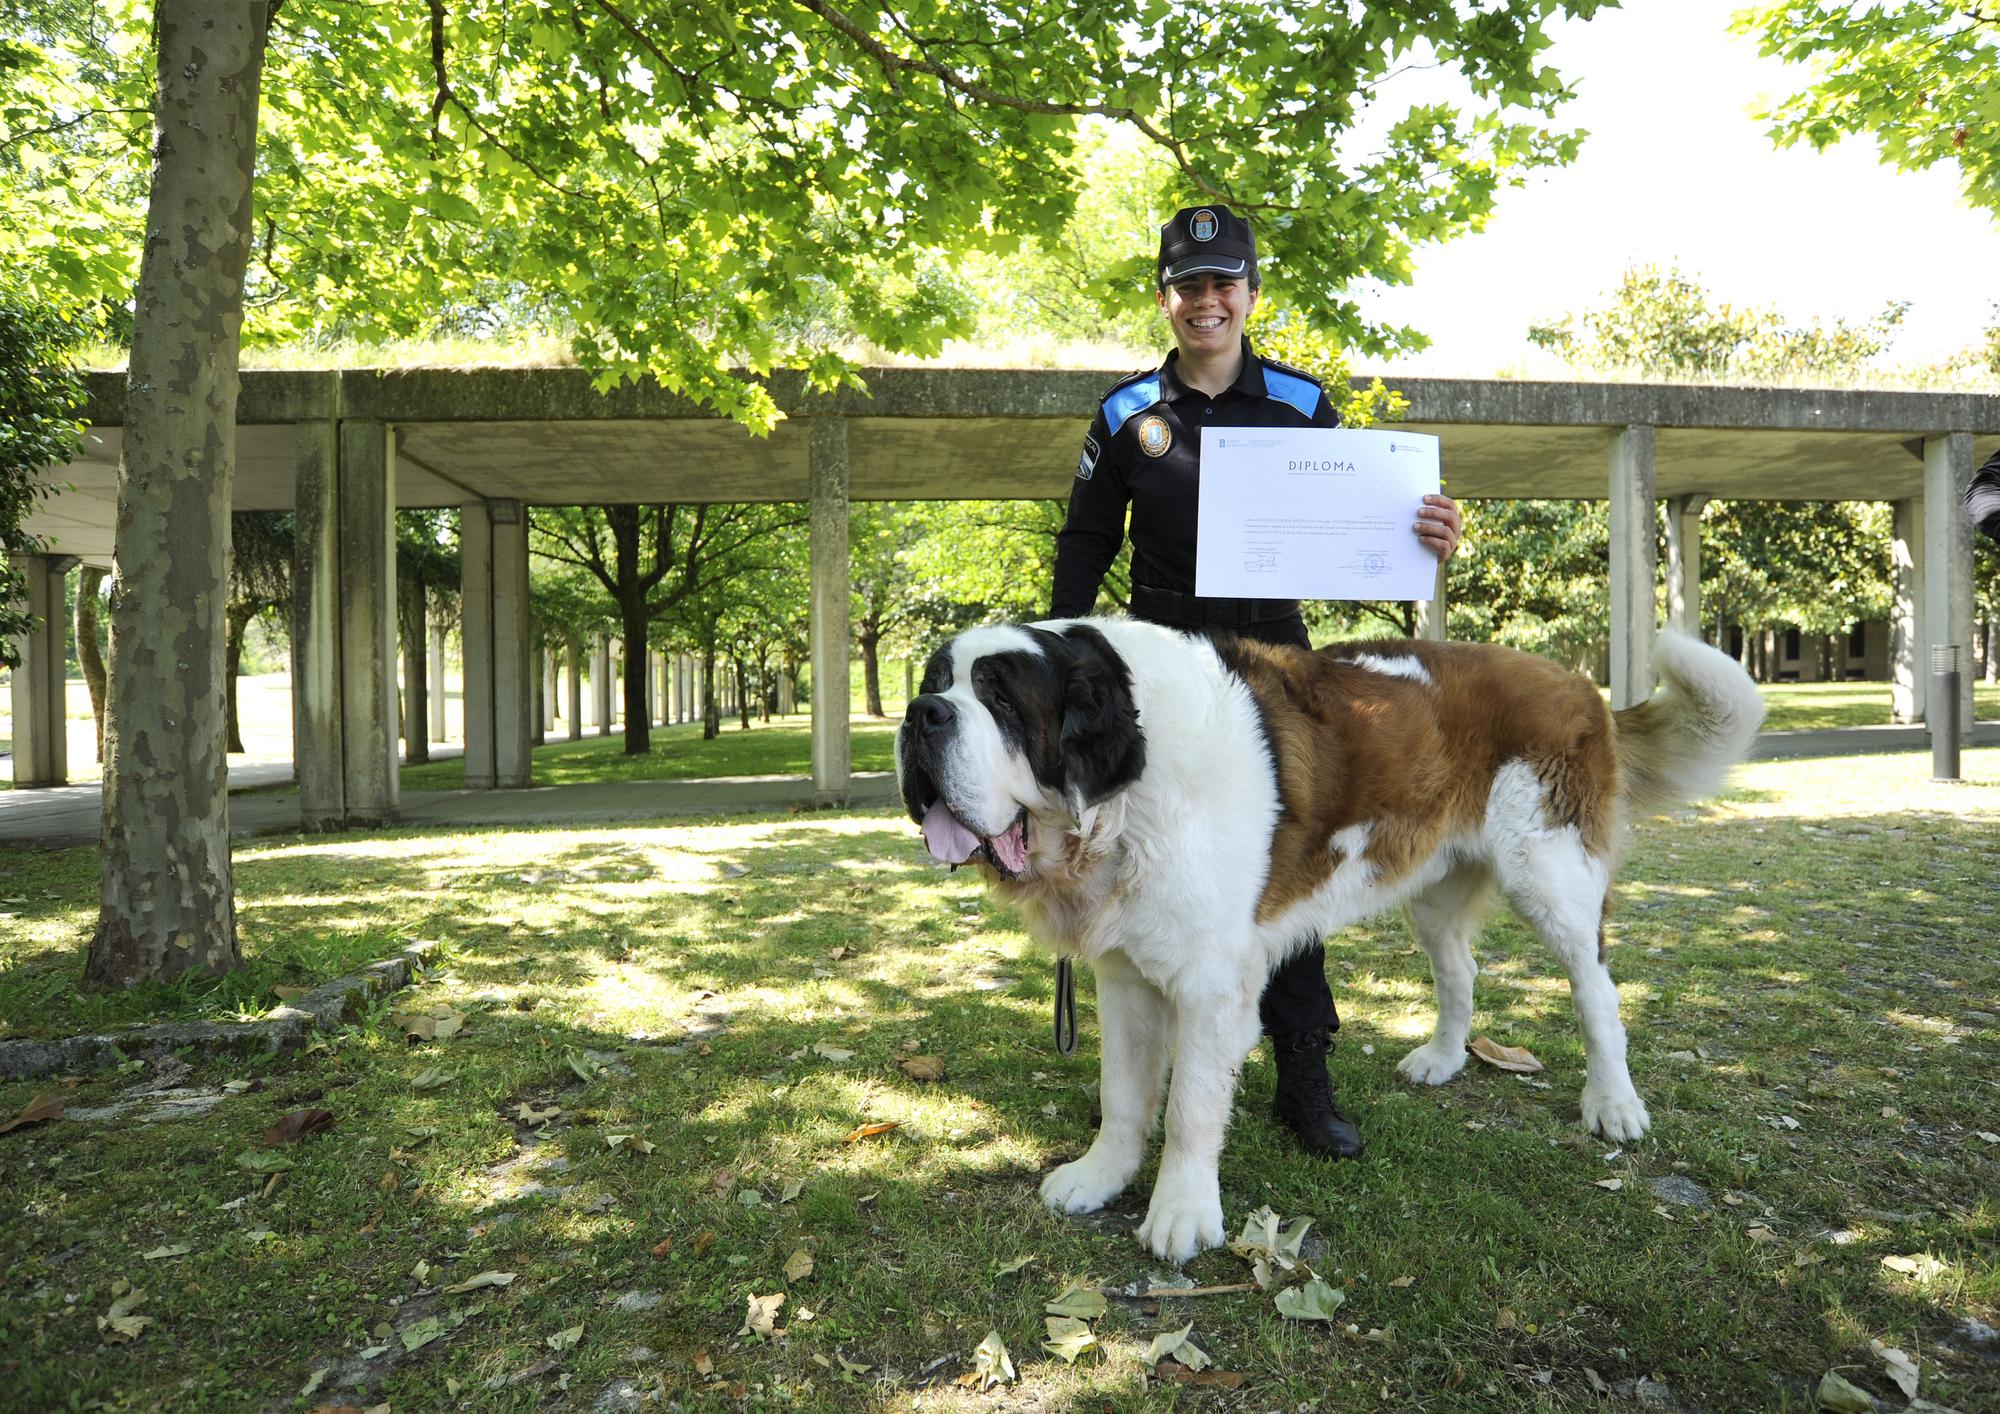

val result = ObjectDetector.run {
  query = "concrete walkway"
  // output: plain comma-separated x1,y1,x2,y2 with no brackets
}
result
3,722,1991,850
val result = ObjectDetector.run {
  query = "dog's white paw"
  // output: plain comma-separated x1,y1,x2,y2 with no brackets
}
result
1580,1086,1651,1142
1397,1042,1468,1086
1040,1149,1136,1215
1135,1177,1225,1265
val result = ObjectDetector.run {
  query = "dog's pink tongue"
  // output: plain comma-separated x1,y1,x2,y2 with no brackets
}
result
921,802,982,865
991,819,1028,874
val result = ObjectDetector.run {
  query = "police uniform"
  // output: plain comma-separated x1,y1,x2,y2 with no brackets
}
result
1047,208,1359,1158
1049,337,1342,1040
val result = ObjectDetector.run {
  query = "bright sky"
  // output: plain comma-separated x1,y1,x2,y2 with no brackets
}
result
1358,0,2000,376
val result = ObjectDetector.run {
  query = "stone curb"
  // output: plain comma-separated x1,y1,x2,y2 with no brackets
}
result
0,940,436,1083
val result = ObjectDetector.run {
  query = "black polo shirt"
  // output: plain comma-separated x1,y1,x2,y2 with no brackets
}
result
1050,337,1337,618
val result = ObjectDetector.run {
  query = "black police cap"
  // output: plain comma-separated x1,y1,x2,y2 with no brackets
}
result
1157,205,1257,287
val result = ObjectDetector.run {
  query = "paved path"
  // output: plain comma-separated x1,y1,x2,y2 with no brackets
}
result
3,723,1991,850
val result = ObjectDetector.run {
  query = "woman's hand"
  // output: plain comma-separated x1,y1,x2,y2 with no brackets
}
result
1416,494,1462,561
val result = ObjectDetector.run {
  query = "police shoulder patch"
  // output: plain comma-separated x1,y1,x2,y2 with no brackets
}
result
1100,369,1163,437
1077,432,1101,481
1260,360,1324,421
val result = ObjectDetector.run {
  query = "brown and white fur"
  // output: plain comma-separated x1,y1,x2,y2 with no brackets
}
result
895,618,1763,1263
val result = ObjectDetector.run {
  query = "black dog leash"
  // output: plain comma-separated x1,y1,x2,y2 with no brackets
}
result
1054,958,1078,1055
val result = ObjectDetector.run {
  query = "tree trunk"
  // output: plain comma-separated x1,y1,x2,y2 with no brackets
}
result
224,603,254,754
402,577,429,764
87,0,268,989
859,622,884,718
606,506,652,755
76,566,109,759
736,658,751,729
701,651,720,740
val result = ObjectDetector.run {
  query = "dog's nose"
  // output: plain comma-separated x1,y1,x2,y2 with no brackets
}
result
907,695,954,739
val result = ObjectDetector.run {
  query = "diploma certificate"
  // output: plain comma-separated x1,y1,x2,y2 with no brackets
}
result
1195,427,1442,600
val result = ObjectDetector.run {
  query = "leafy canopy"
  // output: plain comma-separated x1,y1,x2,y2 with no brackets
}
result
5,1,1604,428
1736,3,2000,219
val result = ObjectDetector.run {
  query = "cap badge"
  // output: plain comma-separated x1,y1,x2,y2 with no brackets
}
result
1190,209,1218,242
1136,414,1172,458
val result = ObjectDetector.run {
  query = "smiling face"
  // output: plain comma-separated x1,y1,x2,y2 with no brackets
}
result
1157,273,1258,360
895,624,1147,881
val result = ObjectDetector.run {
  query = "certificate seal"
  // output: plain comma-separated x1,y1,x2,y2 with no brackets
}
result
1136,415,1172,457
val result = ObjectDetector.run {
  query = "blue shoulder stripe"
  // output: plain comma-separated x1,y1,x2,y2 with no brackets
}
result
1102,377,1162,436
1263,366,1321,420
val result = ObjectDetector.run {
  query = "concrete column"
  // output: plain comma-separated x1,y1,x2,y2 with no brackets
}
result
810,418,851,805
292,419,343,827
538,645,554,740
460,505,495,789
463,500,534,789
427,619,446,743
1608,426,1658,710
1411,556,1448,641
1890,497,1925,724
6,554,70,787
338,421,399,823
1924,433,1977,734
1665,494,1707,638
594,637,613,735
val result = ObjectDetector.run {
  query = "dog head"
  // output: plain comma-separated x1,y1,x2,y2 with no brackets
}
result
896,622,1147,879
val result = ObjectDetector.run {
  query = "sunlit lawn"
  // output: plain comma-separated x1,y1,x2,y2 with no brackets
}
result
2,749,1996,1410
1760,680,2000,732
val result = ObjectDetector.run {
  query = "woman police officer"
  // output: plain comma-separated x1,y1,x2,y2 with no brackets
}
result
1048,204,1463,1160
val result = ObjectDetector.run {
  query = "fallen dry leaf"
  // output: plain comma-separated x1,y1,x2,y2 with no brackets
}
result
141,1244,192,1262
97,1286,150,1343
972,1330,1016,1388
442,1271,516,1295
1140,1322,1212,1370
1468,1037,1544,1074
692,1351,715,1377
898,1055,945,1082
841,1121,899,1144
605,1133,655,1155
783,1249,814,1283
811,1041,855,1062
1593,1178,1624,1191
1871,1339,1920,1398
1745,1226,1778,1244
1388,1275,1415,1289
650,1238,673,1260
273,985,309,1001
1814,1370,1873,1414
1881,1252,1947,1279
513,1102,561,1125
740,1292,785,1339
0,1093,65,1135
692,1230,717,1257
262,1109,336,1147
826,946,852,961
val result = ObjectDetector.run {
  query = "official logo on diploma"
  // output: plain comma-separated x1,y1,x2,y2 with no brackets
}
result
1136,415,1172,458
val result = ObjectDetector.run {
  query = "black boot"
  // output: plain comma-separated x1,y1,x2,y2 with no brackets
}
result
1270,1027,1363,1159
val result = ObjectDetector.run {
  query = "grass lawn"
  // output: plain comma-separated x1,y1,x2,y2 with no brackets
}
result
2,751,1996,1410
1759,681,2000,733
394,716,904,793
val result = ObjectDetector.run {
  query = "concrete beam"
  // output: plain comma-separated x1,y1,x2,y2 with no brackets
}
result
1924,433,1977,734
1608,426,1658,710
810,418,851,805
7,554,70,787
1891,498,1924,724
338,421,399,823
292,420,342,827
1665,494,1708,638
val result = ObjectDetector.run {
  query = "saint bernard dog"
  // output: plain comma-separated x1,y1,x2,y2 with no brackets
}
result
896,618,1764,1264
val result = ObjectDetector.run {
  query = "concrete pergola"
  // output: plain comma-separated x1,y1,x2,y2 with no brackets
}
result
14,368,1998,821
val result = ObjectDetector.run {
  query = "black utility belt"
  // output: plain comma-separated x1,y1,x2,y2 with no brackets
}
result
1129,583,1301,630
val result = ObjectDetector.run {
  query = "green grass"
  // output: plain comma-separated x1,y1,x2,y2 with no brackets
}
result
395,715,903,792
1759,680,2000,733
2,751,1996,1410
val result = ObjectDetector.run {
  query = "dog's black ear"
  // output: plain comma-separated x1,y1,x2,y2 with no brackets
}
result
1057,624,1146,811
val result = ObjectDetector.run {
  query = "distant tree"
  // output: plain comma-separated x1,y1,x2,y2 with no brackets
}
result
225,512,292,755
396,511,458,763
850,505,928,717
0,280,87,659
1528,265,1908,382
1738,3,2000,217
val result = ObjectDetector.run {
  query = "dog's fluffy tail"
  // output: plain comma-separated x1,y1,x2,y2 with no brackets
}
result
1613,630,1765,815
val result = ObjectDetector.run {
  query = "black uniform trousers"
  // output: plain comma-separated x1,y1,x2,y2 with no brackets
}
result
1125,602,1341,1037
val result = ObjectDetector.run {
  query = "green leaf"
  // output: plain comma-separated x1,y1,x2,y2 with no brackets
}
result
1042,1315,1097,1363
234,1150,294,1174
